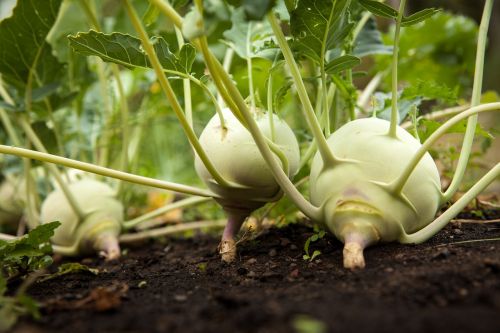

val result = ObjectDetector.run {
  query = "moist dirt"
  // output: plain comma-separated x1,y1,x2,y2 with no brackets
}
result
12,211,500,333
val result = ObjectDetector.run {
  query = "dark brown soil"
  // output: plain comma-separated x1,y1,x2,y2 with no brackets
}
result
12,217,500,333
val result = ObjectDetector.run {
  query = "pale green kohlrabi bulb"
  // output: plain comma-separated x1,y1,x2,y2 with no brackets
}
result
310,118,442,269
41,179,123,259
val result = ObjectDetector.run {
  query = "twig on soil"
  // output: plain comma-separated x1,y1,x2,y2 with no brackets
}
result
119,219,226,243
435,237,500,247
451,218,500,224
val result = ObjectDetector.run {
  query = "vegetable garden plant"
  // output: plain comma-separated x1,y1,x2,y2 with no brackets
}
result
0,0,498,274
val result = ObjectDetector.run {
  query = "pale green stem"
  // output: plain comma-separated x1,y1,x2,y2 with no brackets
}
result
442,0,493,203
175,26,194,129
0,108,21,146
18,117,86,220
400,104,469,129
401,163,499,244
390,102,500,194
52,243,80,256
351,11,372,41
267,71,275,141
0,233,16,241
218,48,235,107
246,22,256,112
123,196,210,229
299,140,317,171
198,37,246,124
119,219,226,243
388,0,407,138
112,65,130,194
268,12,336,167
357,72,383,112
163,68,225,128
409,105,420,142
45,105,66,158
0,145,215,197
95,60,113,167
320,71,330,136
24,156,37,228
149,0,183,27
123,0,231,188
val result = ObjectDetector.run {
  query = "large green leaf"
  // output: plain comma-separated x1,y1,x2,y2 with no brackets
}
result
325,55,360,74
290,0,352,63
68,31,196,74
353,17,392,57
223,8,275,60
0,0,64,92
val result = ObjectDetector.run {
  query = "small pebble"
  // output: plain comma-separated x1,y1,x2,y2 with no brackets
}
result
174,294,187,302
247,271,257,278
269,249,278,257
245,258,257,265
453,228,463,235
290,244,298,250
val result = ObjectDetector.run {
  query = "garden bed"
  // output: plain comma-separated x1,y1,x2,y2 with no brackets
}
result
13,215,500,333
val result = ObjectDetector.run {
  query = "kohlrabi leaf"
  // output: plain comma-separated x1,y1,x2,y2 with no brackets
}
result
290,0,352,63
68,31,196,74
401,80,458,103
0,222,60,281
39,263,99,282
377,11,478,93
418,119,493,143
401,8,441,27
358,0,398,19
373,91,422,123
358,0,439,26
0,0,64,92
143,3,161,27
226,0,277,20
325,55,361,75
223,8,275,60
353,17,392,57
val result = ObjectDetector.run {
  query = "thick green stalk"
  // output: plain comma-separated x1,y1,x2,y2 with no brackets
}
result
246,22,256,112
267,70,275,141
442,0,493,202
390,102,500,194
388,0,407,138
267,13,336,167
218,48,235,108
175,27,194,128
123,196,210,229
198,37,246,124
0,145,215,197
401,163,499,244
123,0,231,188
